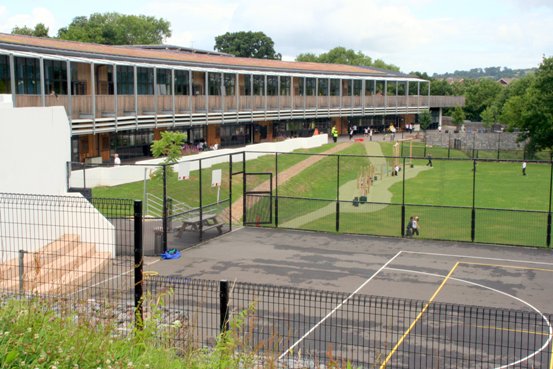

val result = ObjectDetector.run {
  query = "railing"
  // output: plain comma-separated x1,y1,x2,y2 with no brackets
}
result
13,93,460,134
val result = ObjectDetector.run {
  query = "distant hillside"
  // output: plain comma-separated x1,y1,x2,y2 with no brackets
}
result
433,66,535,80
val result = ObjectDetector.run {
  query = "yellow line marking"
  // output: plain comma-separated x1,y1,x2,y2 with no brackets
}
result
379,261,460,369
550,336,553,369
461,262,553,273
475,325,550,336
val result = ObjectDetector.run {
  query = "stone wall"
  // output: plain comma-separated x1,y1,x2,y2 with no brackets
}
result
424,130,526,151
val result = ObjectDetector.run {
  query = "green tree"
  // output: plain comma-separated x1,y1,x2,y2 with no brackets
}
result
502,57,553,154
12,23,49,37
480,105,499,128
419,110,432,144
463,78,503,121
214,31,281,59
57,13,171,45
150,131,186,165
452,106,466,127
296,47,399,71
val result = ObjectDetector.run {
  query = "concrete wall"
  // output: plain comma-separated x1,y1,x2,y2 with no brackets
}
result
0,106,70,195
0,193,116,261
0,105,116,257
425,130,525,151
70,133,329,188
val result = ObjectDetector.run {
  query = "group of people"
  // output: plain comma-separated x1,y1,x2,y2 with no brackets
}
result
406,216,420,237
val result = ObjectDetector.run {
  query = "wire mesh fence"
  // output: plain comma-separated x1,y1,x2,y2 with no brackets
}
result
143,277,553,369
0,193,136,304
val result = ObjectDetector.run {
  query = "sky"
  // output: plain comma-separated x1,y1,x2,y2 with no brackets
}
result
0,0,552,75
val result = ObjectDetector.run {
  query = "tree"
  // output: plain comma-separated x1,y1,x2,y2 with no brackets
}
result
12,23,49,37
150,131,186,165
501,57,553,154
57,13,171,45
419,110,432,144
452,106,466,128
480,105,499,128
214,31,281,60
296,47,399,71
463,79,503,121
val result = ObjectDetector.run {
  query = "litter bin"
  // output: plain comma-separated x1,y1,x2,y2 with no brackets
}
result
154,226,164,255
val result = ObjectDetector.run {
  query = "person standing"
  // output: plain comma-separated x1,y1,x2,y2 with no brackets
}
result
114,153,121,166
522,161,527,176
349,127,354,141
426,154,433,167
369,128,373,141
406,216,414,237
412,216,420,236
331,125,338,143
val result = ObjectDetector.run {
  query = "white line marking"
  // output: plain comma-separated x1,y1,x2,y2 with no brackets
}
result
278,251,403,360
402,250,553,267
386,267,552,369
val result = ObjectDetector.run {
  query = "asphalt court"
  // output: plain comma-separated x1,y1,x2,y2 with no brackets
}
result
144,227,553,367
145,227,553,314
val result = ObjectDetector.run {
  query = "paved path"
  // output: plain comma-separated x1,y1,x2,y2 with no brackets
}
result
280,141,432,228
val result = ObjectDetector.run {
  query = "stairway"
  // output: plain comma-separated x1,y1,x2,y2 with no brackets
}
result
0,234,111,295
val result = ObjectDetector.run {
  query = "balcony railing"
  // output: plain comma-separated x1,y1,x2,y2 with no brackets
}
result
14,93,460,133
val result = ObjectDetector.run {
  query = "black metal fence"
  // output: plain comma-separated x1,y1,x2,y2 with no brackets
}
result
144,276,553,369
241,151,553,249
0,193,139,310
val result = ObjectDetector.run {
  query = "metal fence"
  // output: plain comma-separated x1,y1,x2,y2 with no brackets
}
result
144,277,553,369
243,151,553,249
0,193,140,311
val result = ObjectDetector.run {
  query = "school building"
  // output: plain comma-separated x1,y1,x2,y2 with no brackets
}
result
0,33,464,163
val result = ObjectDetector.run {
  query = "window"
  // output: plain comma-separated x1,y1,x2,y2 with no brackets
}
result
156,68,172,95
330,79,340,96
137,67,153,95
267,76,278,96
224,74,235,96
15,57,40,94
280,76,291,96
44,60,68,95
353,80,362,96
0,55,10,94
305,78,316,96
253,75,264,96
365,80,375,95
117,66,134,95
244,75,252,95
318,79,328,96
208,73,221,95
174,70,189,95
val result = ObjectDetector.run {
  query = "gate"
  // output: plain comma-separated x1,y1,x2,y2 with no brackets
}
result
243,172,273,225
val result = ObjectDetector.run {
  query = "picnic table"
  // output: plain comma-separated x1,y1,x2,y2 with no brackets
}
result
176,213,223,237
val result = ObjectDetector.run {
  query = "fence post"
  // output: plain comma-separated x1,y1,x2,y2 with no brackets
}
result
18,250,26,294
336,155,340,232
134,200,144,330
547,161,553,247
162,164,168,253
219,280,230,333
471,160,476,242
448,133,451,159
401,157,406,236
275,153,279,228
243,152,246,226
199,159,203,241
497,133,501,160
82,162,87,189
229,155,233,232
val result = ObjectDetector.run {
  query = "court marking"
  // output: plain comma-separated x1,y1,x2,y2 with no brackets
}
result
278,250,403,360
378,262,460,369
402,250,553,267
385,266,553,369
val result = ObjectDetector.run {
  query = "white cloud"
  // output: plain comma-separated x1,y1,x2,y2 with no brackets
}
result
0,7,58,34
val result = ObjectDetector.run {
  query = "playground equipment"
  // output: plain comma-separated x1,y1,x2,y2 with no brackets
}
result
357,164,375,197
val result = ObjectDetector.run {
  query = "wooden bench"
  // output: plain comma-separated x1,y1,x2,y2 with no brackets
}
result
176,213,223,237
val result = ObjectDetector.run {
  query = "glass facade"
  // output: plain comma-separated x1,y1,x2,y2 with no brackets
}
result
174,70,189,95
15,57,40,94
156,68,172,95
137,67,154,95
44,60,68,95
0,55,10,94
117,66,134,95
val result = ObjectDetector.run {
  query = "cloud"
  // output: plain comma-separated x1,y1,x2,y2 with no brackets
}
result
0,7,58,34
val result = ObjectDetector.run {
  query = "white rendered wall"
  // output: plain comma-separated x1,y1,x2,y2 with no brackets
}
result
0,106,115,257
0,106,70,195
70,134,329,188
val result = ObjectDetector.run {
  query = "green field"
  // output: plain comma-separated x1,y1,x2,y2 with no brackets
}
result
91,141,552,247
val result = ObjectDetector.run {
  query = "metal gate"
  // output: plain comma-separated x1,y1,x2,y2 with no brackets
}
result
243,172,273,225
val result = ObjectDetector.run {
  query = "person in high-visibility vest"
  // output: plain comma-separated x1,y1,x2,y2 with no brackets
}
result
331,126,338,143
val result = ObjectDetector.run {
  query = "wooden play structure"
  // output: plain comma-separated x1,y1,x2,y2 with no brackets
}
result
357,164,375,197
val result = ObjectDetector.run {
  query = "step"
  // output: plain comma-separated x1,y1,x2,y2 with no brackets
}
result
0,241,95,292
0,234,80,282
34,252,111,295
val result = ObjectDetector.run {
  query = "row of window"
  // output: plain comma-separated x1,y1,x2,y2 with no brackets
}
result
0,55,425,96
